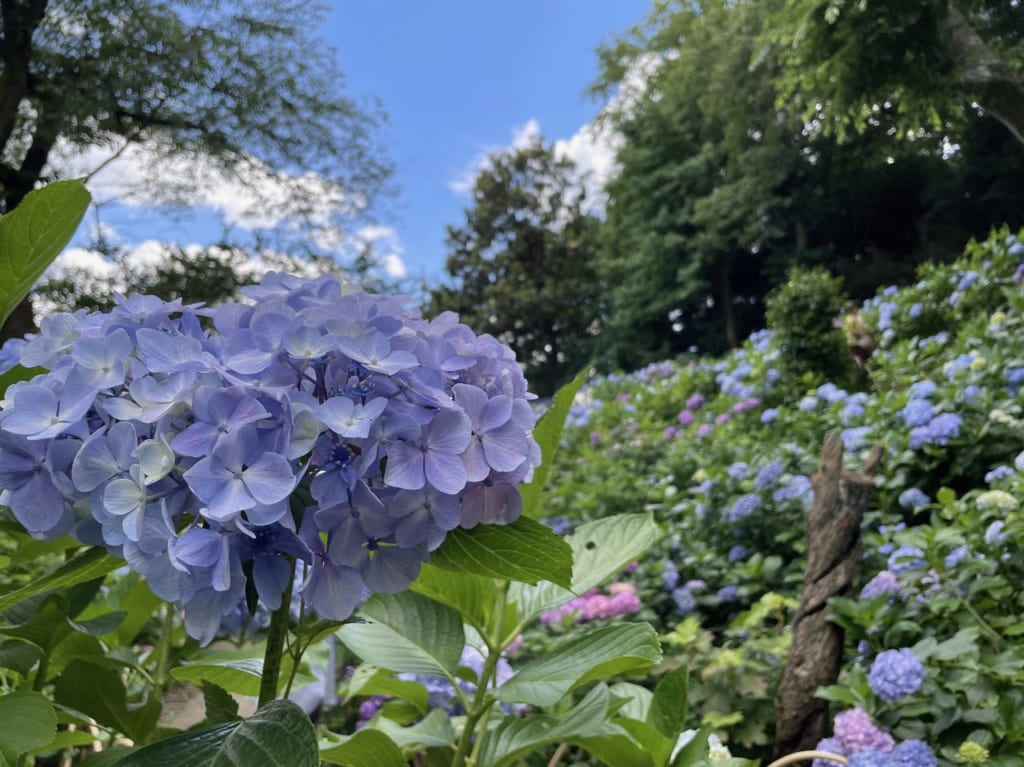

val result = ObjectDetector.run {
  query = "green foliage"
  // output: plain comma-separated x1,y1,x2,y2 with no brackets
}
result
592,0,1024,370
0,690,57,765
111,700,318,767
430,140,602,397
429,516,572,587
765,266,855,394
0,179,90,326
519,368,589,517
765,0,1024,144
0,546,120,612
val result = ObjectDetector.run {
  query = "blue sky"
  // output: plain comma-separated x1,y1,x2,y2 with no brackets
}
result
62,0,651,288
325,0,649,281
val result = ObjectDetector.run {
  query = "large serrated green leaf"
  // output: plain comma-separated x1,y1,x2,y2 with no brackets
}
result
0,547,119,613
411,562,503,636
0,179,91,328
337,592,464,677
318,728,406,767
509,513,662,623
519,369,588,518
495,623,662,707
0,691,57,764
429,516,572,586
111,700,317,767
477,684,631,767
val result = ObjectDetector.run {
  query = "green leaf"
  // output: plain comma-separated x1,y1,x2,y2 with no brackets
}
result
68,611,127,636
0,594,73,659
0,691,57,764
608,682,654,722
477,684,631,767
53,659,160,743
429,516,572,587
338,592,464,677
519,369,588,518
201,681,241,725
0,638,42,676
495,623,662,706
0,179,91,328
111,700,318,767
318,728,407,767
345,666,429,714
670,723,712,767
170,658,266,697
510,513,662,622
32,729,100,753
411,563,505,636
366,708,456,751
0,364,45,398
649,665,690,740
0,547,119,613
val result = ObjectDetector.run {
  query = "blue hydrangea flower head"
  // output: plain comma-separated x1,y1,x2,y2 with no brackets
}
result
888,546,926,574
890,740,936,767
724,493,760,523
860,571,901,600
868,648,925,702
898,488,930,510
0,273,541,642
900,400,934,428
849,749,893,767
812,738,846,767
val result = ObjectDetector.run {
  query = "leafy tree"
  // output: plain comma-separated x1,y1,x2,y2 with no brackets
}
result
765,0,1024,145
591,0,1024,370
430,139,602,397
593,0,810,367
0,0,391,341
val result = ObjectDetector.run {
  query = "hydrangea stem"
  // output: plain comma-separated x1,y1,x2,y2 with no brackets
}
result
258,566,295,708
453,580,509,767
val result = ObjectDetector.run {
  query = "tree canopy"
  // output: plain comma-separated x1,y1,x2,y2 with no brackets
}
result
589,0,1024,370
429,140,603,398
0,0,392,339
765,0,1024,145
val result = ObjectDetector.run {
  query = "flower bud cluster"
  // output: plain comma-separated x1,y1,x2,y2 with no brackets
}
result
0,273,539,642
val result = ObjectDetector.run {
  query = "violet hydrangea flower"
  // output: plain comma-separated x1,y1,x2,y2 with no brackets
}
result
0,273,540,642
868,648,925,701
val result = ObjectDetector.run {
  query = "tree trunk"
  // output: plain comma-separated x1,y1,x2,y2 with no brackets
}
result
945,0,1024,146
0,0,48,157
772,434,883,758
715,255,737,349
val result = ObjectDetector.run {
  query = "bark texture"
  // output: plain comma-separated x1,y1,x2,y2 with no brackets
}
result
772,433,883,758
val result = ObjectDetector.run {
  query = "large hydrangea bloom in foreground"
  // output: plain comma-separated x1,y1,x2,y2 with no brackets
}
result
0,273,540,642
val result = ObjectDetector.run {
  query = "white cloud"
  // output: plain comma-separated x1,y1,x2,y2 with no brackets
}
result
448,55,660,213
44,137,411,281
47,137,351,233
356,224,408,278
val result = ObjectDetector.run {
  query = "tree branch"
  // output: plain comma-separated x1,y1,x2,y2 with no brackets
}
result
944,0,1024,146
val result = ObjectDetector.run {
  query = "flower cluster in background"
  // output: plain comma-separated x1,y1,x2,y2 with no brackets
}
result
0,273,539,642
814,708,936,767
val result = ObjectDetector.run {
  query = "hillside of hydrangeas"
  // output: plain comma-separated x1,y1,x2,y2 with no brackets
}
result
530,228,1024,766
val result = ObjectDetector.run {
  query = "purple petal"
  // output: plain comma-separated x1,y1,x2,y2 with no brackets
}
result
425,410,471,455
483,422,529,472
242,454,296,504
425,450,468,495
384,441,425,490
